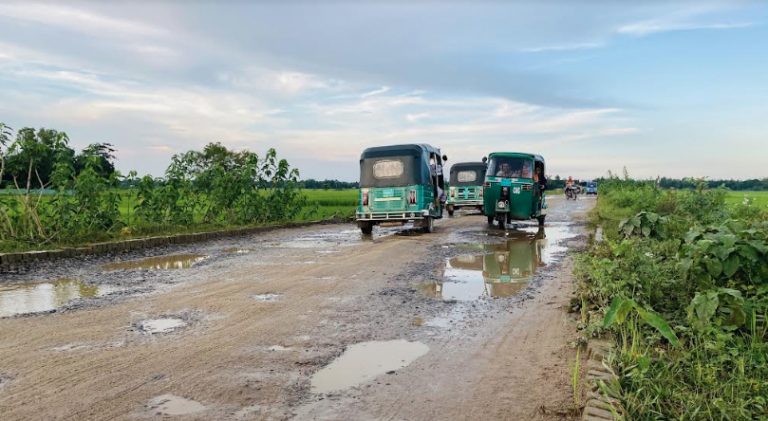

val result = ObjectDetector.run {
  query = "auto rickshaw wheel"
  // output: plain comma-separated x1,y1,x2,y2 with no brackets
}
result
447,205,454,217
360,222,373,235
423,216,434,233
487,216,494,226
497,216,506,230
537,215,546,227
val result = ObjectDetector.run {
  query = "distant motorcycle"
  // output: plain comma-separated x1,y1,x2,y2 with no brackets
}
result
565,185,579,200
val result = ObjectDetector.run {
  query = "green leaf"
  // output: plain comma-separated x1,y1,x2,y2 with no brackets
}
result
603,296,635,327
722,254,740,278
705,258,722,277
646,212,659,223
642,226,651,237
738,244,759,262
685,229,701,244
688,292,718,329
637,307,680,347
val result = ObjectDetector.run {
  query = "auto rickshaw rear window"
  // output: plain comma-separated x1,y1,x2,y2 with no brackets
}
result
359,155,420,188
456,170,477,183
372,159,404,179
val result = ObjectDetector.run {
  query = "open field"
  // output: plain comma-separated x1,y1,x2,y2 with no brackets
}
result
724,190,768,207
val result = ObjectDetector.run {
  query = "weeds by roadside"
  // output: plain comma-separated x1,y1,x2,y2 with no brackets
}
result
575,177,768,419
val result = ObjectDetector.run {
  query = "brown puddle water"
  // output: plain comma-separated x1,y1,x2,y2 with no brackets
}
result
311,340,429,394
429,225,577,301
0,279,119,317
146,394,207,416
102,254,206,271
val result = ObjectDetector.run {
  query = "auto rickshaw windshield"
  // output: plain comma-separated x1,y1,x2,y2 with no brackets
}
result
487,157,533,179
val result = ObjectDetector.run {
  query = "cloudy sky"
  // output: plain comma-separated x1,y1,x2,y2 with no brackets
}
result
1,1,766,181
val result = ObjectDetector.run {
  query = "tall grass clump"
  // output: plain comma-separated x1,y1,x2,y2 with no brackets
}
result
576,176,768,419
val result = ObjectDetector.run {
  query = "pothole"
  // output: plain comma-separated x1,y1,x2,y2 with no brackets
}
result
427,225,578,301
267,345,292,352
0,373,14,389
137,318,187,334
223,248,251,254
146,394,207,416
102,254,207,271
310,340,429,394
0,279,122,317
252,293,281,302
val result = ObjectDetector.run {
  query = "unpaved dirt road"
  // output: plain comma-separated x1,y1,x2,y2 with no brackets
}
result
0,196,594,421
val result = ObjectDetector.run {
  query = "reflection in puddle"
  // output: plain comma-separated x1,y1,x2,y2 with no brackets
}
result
146,394,207,416
429,225,577,301
311,340,429,393
0,279,119,317
138,318,187,334
102,254,207,271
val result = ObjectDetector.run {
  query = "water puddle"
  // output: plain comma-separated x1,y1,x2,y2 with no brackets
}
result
311,340,429,393
273,229,361,249
0,279,120,317
252,293,281,302
102,254,207,271
138,318,187,334
267,345,292,352
146,394,206,416
431,225,578,300
224,247,251,254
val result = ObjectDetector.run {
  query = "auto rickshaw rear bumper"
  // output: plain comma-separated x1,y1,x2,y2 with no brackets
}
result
356,210,428,222
448,199,484,208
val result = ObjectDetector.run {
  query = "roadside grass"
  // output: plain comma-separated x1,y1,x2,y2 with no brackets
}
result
574,180,768,419
0,188,358,253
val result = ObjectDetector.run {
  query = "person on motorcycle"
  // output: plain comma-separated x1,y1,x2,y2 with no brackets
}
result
565,176,577,199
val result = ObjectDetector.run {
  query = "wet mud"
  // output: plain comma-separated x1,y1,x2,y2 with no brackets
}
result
0,196,595,421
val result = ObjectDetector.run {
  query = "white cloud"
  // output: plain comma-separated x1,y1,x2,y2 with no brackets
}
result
218,67,335,96
405,113,430,122
617,19,752,36
361,86,390,97
0,3,166,38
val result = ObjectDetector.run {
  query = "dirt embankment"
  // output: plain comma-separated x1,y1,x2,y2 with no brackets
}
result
0,196,594,421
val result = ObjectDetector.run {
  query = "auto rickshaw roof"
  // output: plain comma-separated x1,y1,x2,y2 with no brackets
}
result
360,143,441,159
450,162,487,172
487,152,545,162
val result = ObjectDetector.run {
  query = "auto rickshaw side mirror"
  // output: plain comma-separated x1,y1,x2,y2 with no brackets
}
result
482,156,488,163
442,155,448,162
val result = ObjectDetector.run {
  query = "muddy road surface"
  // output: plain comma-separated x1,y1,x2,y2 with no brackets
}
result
0,196,594,420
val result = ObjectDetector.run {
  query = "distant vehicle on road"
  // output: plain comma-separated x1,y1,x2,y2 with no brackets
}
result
446,160,487,216
585,180,598,195
356,144,447,234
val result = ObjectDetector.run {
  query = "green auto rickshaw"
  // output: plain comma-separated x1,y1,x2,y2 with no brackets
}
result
446,160,487,216
483,152,547,229
356,144,448,234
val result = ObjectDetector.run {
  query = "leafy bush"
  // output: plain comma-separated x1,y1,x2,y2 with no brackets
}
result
576,179,768,419
0,123,308,249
